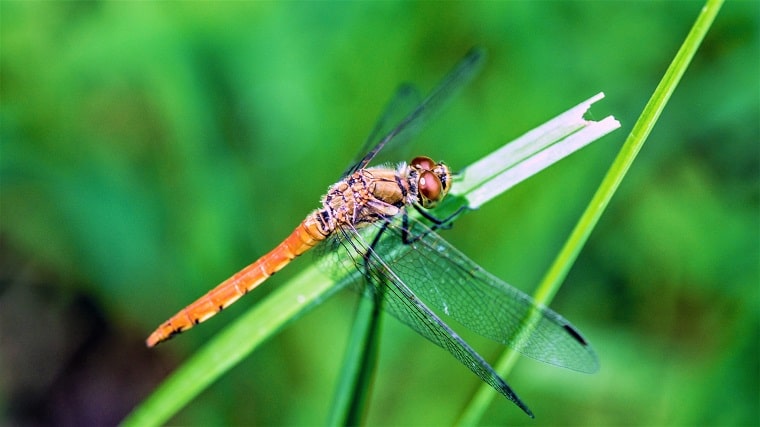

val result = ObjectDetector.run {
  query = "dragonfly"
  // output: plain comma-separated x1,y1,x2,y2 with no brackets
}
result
146,49,598,417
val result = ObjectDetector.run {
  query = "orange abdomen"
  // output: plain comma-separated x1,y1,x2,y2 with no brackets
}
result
146,218,324,347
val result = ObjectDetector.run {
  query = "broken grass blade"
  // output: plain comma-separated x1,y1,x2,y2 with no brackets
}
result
453,92,620,209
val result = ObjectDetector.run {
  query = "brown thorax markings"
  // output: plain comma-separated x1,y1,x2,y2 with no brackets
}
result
307,157,452,238
312,164,414,235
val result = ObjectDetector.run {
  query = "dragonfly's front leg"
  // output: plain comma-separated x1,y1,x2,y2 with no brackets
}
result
402,205,468,244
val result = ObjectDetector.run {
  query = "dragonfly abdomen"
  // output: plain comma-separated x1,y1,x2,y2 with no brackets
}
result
146,219,325,347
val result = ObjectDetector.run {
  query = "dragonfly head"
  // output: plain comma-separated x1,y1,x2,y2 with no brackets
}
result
410,156,452,209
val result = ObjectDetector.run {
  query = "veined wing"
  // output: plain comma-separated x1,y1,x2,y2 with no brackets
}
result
367,215,599,373
321,222,534,416
341,84,422,178
346,48,486,175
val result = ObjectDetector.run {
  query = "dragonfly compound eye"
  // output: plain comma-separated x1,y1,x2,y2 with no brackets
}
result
410,156,436,171
418,170,443,208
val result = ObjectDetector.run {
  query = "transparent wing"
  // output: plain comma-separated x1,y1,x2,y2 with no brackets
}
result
346,48,486,175
318,223,533,416
370,215,599,373
341,84,422,177
318,212,599,374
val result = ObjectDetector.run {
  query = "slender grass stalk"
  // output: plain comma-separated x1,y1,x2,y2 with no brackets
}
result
326,294,383,426
122,97,618,427
456,0,724,424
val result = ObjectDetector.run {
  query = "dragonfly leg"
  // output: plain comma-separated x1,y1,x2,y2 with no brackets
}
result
413,204,467,227
362,220,392,286
403,205,468,244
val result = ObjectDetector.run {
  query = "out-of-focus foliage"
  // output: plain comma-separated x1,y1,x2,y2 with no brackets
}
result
1,2,756,425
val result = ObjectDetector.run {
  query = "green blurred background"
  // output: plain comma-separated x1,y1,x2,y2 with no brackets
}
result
1,1,757,425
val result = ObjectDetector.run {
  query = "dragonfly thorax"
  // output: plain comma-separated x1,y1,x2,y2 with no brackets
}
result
313,156,451,235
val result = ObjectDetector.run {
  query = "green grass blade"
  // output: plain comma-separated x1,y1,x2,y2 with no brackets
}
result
326,294,383,426
457,0,724,424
